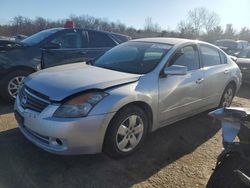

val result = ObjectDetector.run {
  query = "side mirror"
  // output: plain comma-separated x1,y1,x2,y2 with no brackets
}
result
229,55,237,62
43,42,61,49
164,65,187,75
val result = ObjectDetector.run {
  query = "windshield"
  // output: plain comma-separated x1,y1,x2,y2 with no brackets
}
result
94,41,172,74
22,29,61,45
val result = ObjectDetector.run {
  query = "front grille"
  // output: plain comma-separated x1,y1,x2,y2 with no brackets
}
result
19,86,50,112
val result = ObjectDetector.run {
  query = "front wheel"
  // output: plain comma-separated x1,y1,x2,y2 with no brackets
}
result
103,105,148,158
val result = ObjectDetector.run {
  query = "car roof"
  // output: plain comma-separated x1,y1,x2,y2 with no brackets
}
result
131,37,200,45
54,27,130,38
215,39,236,43
216,39,249,44
236,40,249,43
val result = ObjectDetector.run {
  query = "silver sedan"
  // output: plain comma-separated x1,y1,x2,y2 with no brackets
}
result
15,38,242,158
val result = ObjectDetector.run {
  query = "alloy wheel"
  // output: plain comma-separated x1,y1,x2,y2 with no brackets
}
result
7,76,25,98
222,87,233,107
116,115,144,152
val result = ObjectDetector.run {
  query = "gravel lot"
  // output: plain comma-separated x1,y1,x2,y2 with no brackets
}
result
0,84,249,188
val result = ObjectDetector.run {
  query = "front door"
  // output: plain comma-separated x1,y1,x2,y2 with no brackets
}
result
42,30,87,68
158,44,204,125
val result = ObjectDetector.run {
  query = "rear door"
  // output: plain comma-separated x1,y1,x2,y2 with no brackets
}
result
199,44,230,106
42,29,88,68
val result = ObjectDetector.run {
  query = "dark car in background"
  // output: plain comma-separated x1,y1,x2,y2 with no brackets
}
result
215,39,249,56
0,39,21,51
236,47,250,84
0,27,130,101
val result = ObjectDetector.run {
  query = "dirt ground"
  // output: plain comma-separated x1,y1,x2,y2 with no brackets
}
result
0,84,249,188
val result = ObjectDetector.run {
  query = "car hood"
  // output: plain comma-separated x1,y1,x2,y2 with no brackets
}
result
25,63,140,101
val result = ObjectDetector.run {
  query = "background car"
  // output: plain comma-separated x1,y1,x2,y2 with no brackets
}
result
215,39,249,56
0,39,21,50
13,34,27,42
0,25,130,101
15,38,241,158
236,47,250,84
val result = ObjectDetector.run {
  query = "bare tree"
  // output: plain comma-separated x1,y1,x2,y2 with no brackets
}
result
179,7,220,38
144,17,161,33
238,27,250,41
177,20,195,39
34,17,47,31
187,7,206,36
11,16,34,35
1,11,250,42
202,26,224,42
204,11,220,33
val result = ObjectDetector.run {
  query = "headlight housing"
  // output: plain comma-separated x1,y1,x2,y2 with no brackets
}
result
53,91,108,118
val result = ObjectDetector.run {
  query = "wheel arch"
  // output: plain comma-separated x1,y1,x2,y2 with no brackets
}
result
226,80,237,96
102,100,154,157
108,101,154,133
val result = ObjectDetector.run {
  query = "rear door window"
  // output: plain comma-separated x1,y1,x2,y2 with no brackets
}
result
200,45,221,67
88,31,116,48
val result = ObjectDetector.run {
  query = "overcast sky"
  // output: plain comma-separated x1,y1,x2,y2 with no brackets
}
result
0,0,249,31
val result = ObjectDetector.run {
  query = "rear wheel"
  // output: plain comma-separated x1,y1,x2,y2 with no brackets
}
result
0,70,32,102
103,105,148,158
219,83,235,107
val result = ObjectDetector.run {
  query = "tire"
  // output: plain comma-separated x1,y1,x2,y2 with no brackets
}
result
103,105,148,159
219,83,235,107
0,70,32,103
207,153,250,188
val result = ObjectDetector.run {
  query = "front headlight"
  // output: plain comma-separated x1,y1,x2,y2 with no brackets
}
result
53,91,108,118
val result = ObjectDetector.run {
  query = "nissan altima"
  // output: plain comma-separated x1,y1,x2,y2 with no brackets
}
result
14,38,242,158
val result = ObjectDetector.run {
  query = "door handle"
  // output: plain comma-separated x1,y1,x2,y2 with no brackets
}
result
196,78,204,84
224,69,229,74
